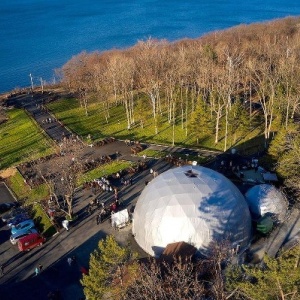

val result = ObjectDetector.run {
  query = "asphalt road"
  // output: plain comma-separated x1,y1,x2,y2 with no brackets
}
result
0,157,171,300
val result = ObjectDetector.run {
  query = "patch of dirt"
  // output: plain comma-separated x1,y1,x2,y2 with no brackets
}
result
0,167,17,178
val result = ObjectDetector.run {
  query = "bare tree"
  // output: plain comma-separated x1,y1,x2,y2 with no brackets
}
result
134,39,168,134
61,51,96,116
124,257,206,300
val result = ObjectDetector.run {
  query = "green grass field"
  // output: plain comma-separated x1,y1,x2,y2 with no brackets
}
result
47,98,218,149
78,160,132,185
7,170,50,202
0,109,55,170
48,97,267,154
6,170,55,236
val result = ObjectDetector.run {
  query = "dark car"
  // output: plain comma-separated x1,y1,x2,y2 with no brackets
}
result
0,202,19,214
7,213,30,228
1,207,25,223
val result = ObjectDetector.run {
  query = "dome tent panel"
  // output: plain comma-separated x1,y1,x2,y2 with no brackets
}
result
245,184,288,222
133,165,252,257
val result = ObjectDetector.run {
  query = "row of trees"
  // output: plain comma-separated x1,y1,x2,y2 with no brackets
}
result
81,235,300,300
60,17,300,151
58,16,300,201
30,140,84,219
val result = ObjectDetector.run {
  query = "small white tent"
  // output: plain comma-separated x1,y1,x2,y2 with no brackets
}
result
245,184,288,222
111,209,130,229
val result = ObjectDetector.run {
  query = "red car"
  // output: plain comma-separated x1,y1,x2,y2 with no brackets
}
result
18,232,46,252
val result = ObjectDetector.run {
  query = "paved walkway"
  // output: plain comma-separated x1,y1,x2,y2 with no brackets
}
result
6,92,72,142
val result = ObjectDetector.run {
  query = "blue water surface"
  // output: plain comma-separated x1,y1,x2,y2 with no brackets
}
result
1,0,300,93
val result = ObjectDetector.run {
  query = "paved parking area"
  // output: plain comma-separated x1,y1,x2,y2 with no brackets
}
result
0,182,16,204
0,158,170,300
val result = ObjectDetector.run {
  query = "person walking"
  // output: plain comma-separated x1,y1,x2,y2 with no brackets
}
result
67,257,72,266
35,266,40,276
114,190,119,201
71,255,77,264
38,264,43,273
62,219,69,231
87,204,92,216
96,213,101,225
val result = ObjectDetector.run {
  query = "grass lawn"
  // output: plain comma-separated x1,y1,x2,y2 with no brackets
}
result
47,98,214,148
47,97,268,153
7,170,49,202
0,109,55,170
32,203,57,238
137,149,214,164
78,160,132,185
137,149,165,159
6,170,55,237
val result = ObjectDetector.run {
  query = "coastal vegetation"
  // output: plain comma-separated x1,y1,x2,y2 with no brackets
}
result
55,17,300,300
55,17,300,198
82,235,300,300
1,16,300,299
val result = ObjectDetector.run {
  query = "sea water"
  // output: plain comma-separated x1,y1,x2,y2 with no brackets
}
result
1,0,300,93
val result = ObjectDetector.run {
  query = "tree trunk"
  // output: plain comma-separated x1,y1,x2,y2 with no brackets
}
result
224,101,229,152
149,92,158,134
172,101,175,146
215,105,222,145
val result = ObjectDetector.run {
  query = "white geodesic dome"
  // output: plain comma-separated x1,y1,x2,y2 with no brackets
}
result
245,184,288,222
132,165,252,257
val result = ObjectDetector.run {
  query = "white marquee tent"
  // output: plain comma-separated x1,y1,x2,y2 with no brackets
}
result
132,165,252,257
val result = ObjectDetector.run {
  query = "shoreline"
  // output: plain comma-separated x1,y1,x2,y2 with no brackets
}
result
0,84,63,102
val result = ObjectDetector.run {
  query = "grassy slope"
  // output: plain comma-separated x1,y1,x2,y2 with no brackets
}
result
78,160,132,185
48,97,265,152
0,109,55,169
6,170,55,237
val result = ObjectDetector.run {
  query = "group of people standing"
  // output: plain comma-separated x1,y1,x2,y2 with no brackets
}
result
95,199,120,225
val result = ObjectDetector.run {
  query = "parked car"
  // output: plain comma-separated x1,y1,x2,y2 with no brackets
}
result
18,232,46,252
0,202,19,214
2,207,25,223
10,228,38,245
11,219,35,235
7,213,30,228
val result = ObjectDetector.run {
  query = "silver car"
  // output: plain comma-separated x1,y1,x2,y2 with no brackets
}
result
10,228,38,245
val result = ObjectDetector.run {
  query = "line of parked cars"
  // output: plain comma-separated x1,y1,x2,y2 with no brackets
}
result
1,205,46,251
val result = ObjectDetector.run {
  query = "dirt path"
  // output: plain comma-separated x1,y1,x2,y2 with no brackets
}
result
0,167,17,178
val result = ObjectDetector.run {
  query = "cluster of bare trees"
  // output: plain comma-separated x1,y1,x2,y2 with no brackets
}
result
31,139,85,219
82,236,235,300
60,17,300,151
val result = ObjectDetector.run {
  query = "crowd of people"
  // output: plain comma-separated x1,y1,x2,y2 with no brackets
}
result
92,177,114,193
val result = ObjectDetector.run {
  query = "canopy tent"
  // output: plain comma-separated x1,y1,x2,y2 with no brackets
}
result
111,209,130,229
